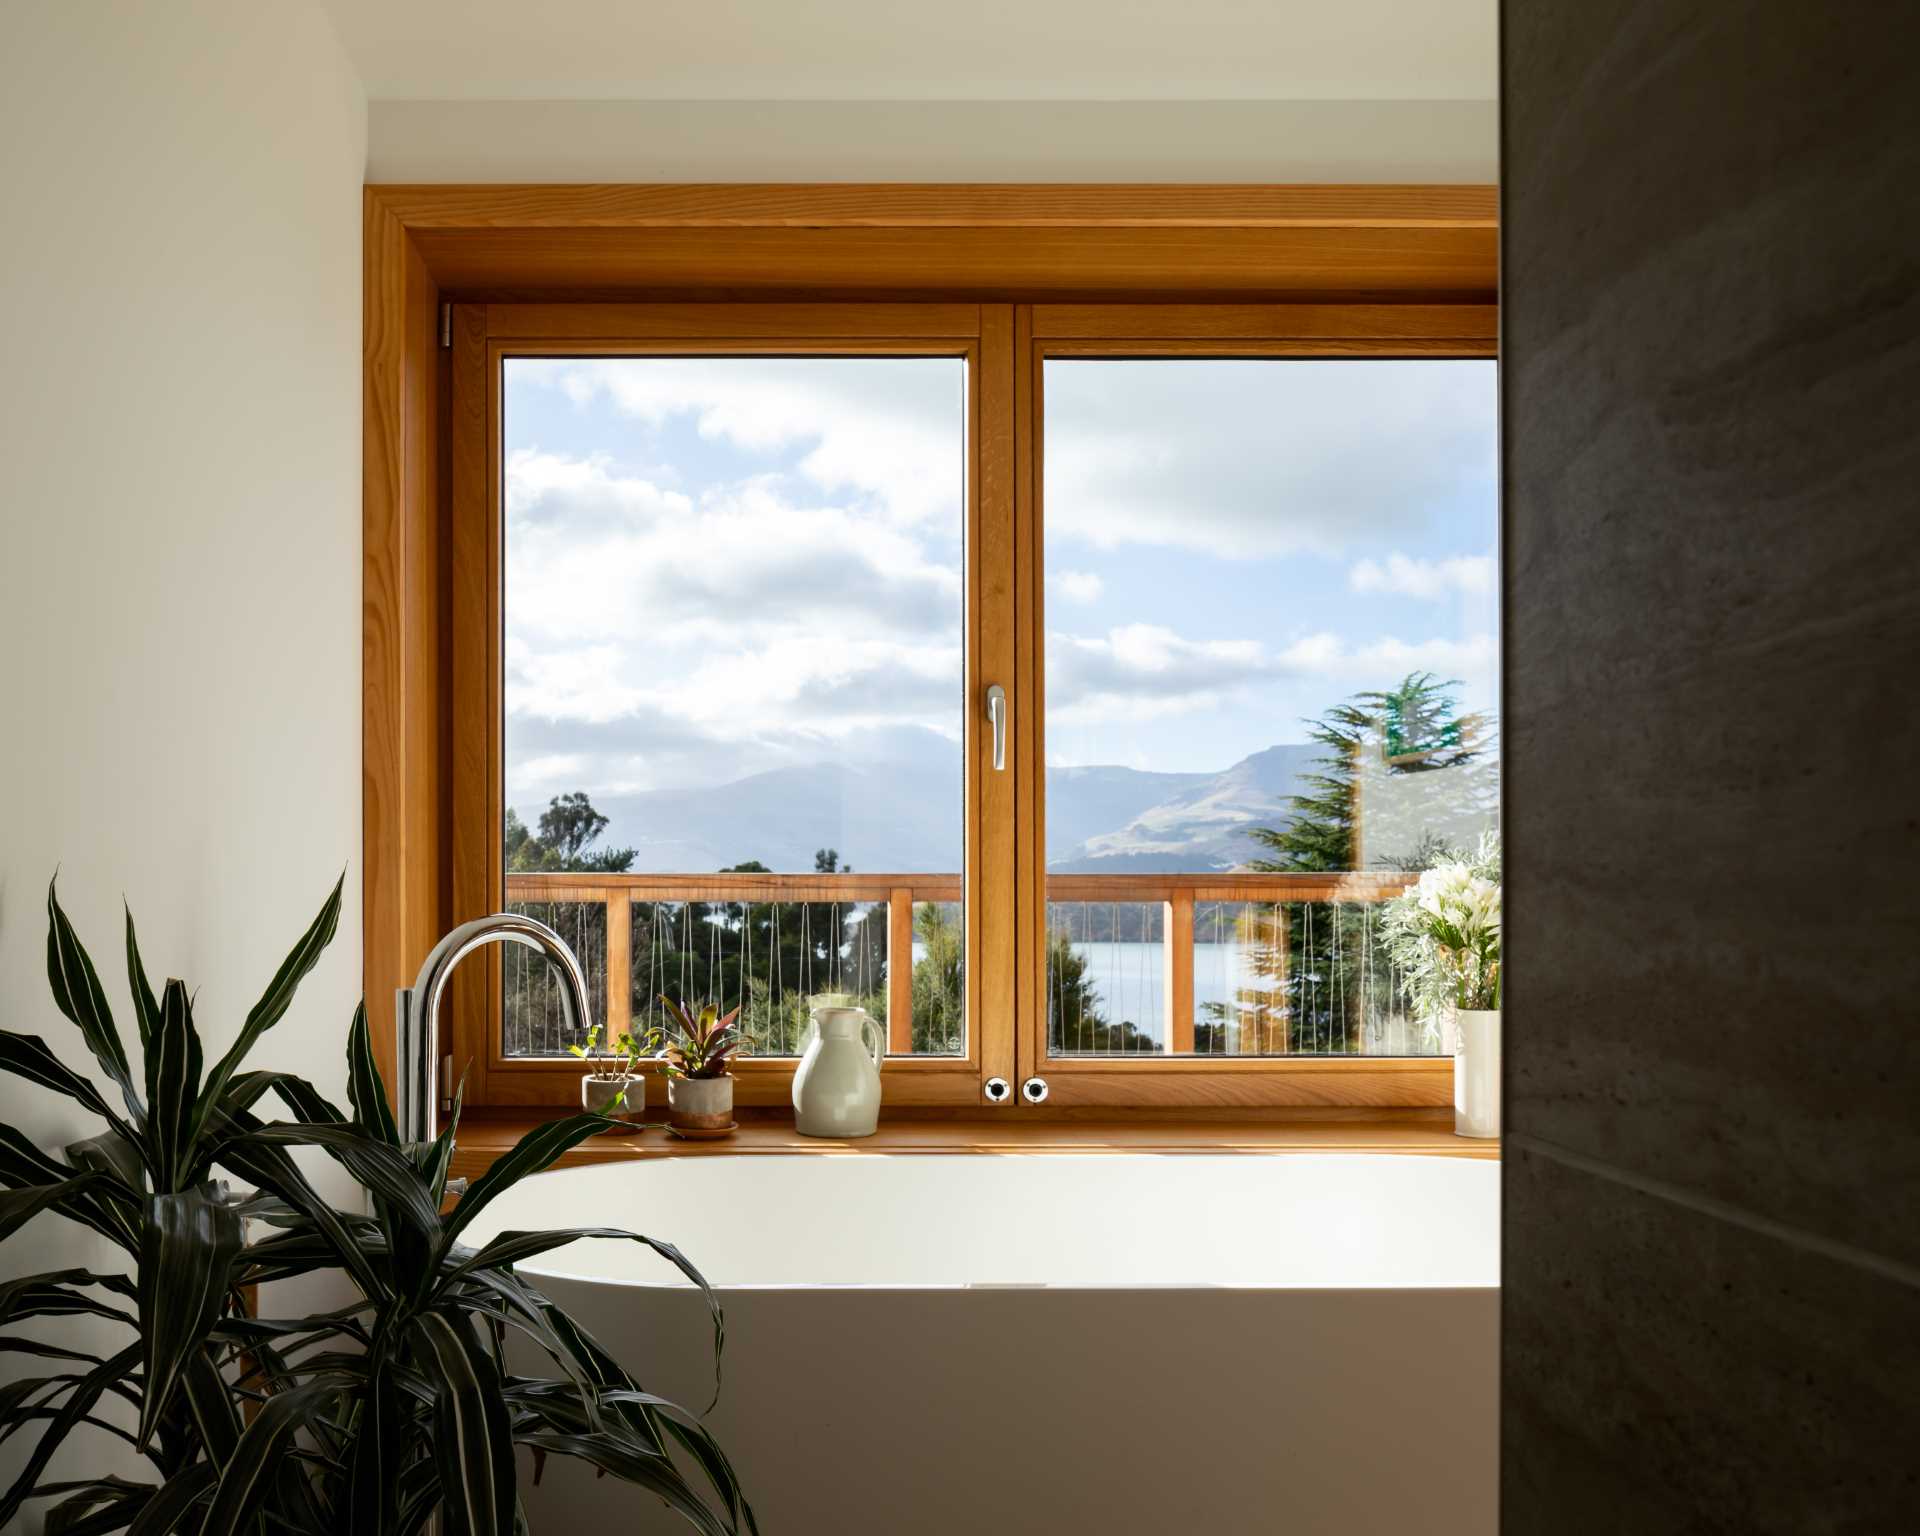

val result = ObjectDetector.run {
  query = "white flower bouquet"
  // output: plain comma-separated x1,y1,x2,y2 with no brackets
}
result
1382,831,1502,1039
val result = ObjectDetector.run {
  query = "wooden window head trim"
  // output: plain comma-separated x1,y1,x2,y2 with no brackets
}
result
363,184,1497,1108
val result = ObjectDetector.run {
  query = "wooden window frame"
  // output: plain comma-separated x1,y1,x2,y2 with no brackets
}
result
363,184,1497,1119
451,306,1011,1109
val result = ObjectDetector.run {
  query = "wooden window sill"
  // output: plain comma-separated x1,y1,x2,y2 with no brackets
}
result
448,1109,1497,1181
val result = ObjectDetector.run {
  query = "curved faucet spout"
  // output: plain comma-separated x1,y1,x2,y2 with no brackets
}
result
395,912,592,1144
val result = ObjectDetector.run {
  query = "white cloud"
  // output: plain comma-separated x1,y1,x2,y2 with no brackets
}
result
1047,623,1276,725
1044,358,1496,559
510,355,965,528
1045,623,1497,730
505,449,963,649
1348,551,1494,600
502,446,969,796
1051,569,1104,604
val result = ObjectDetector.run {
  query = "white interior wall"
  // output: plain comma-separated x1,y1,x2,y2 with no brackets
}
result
0,1,365,1515
367,98,1498,182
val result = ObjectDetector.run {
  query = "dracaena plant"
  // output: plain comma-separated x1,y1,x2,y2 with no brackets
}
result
654,1000,744,1082
1,877,755,1536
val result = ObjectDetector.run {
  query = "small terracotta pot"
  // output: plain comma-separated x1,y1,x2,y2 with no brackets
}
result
666,1073,735,1130
581,1073,644,1122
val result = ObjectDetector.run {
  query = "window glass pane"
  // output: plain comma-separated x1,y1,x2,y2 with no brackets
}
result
502,356,968,1057
1042,359,1499,1057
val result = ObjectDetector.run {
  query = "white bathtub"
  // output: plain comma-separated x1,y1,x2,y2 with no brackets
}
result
468,1154,1498,1535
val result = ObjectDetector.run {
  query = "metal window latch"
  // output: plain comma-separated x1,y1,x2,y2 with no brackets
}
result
986,684,1008,772
983,1076,1013,1104
1020,1076,1049,1105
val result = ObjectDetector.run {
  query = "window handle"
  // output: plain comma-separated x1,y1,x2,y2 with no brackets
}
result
986,684,1008,772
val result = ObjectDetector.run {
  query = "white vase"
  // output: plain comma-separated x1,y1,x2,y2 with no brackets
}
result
1452,1009,1501,1139
792,1000,883,1138
580,1073,643,1122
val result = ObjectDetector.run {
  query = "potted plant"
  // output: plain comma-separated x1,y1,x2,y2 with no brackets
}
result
657,997,745,1135
0,877,755,1535
569,1020,659,1124
1382,831,1503,1138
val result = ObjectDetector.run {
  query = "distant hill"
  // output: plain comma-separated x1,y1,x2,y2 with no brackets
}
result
1047,745,1319,872
547,733,1319,876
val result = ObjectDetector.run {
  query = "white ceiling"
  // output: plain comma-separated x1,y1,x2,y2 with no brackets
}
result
320,0,1495,103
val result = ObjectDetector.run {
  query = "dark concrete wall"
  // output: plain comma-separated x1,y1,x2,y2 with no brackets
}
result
1499,3,1920,1531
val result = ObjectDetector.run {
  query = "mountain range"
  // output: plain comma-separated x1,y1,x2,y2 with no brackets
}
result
569,732,1320,875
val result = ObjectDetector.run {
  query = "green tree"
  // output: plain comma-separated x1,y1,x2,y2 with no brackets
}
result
909,902,965,1054
1241,673,1489,1052
638,857,890,1056
504,790,637,872
1045,928,1159,1054
1248,672,1477,875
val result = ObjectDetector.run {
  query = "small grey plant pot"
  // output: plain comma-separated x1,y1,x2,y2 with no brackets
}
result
581,1073,644,1122
666,1073,735,1130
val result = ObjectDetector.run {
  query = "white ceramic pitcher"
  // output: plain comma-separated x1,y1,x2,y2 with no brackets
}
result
792,995,883,1138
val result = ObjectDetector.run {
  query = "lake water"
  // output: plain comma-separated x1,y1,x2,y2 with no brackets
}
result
1052,939,1437,1056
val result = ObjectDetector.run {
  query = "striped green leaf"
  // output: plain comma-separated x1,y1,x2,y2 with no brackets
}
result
0,1338,105,1368
201,1102,388,1302
191,873,342,1146
0,1341,141,1528
347,1002,399,1145
346,1356,400,1533
124,1463,217,1536
42,1479,155,1536
178,1350,241,1469
0,1177,107,1244
37,1473,153,1536
63,1129,146,1194
0,1032,130,1136
242,1122,441,1240
123,902,162,1056
443,1226,724,1407
0,1270,136,1329
617,1398,757,1536
212,1069,345,1128
518,1431,735,1536
409,1311,515,1536
0,1125,137,1251
197,1379,346,1536
145,981,203,1191
45,879,141,1121
438,1114,612,1249
136,1185,243,1447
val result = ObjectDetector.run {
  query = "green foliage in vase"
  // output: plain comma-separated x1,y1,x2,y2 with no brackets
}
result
1381,831,1503,1031
0,877,754,1536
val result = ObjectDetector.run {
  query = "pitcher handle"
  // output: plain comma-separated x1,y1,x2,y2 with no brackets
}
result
863,1012,883,1069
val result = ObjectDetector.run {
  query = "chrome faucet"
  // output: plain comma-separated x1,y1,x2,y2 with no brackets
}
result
394,911,593,1144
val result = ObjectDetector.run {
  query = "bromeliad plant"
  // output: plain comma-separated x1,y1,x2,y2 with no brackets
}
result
0,876,755,1536
654,1000,745,1082
1381,831,1503,1041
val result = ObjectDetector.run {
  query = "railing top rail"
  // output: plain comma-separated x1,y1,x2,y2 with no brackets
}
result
504,870,1416,903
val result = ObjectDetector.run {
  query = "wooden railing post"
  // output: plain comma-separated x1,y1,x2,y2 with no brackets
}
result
604,887,631,1042
1166,892,1195,1054
887,887,914,1054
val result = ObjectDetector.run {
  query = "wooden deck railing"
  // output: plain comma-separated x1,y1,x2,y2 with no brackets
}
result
504,869,1417,1055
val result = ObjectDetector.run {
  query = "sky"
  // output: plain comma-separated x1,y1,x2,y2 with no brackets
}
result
502,354,1498,854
